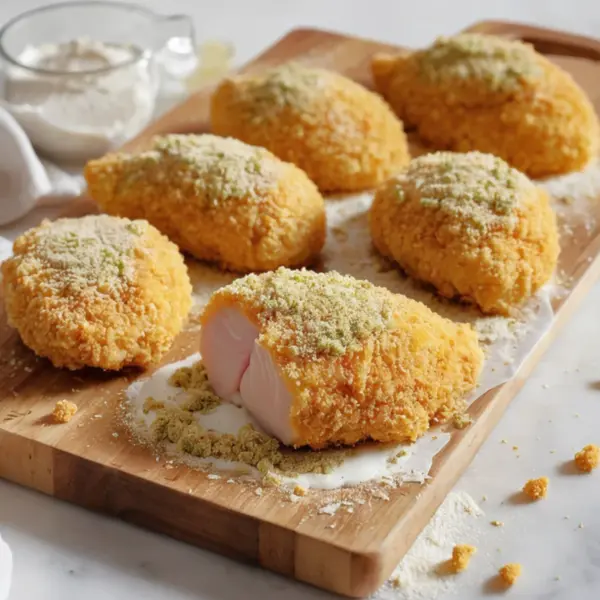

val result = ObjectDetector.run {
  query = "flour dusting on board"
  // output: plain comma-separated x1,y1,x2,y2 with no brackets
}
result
374,492,484,600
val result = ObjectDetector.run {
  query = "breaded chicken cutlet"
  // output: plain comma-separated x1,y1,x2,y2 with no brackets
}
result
1,215,191,370
85,135,326,273
370,151,559,315
210,63,410,192
372,34,599,177
200,268,483,449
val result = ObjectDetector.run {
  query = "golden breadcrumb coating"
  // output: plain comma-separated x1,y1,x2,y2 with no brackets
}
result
85,134,326,273
450,544,476,573
499,563,522,585
574,444,599,472
202,268,483,449
522,476,549,500
372,34,599,177
52,400,78,423
210,63,410,192
1,215,192,370
370,151,559,315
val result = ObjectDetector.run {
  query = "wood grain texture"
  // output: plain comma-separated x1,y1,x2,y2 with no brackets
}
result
1,21,600,597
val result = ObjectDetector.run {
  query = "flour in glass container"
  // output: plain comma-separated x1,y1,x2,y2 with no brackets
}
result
3,38,156,162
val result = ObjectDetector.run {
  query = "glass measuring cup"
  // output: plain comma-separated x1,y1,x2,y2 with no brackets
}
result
0,0,196,162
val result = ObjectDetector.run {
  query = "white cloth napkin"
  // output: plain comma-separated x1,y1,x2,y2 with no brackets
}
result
0,159,85,259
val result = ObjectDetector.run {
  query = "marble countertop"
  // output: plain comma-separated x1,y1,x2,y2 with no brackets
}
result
1,0,600,598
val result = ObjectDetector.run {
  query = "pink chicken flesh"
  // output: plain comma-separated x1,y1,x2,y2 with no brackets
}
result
200,307,295,445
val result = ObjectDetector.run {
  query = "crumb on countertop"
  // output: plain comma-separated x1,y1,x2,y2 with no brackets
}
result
450,544,477,573
499,563,521,585
453,412,473,429
52,400,78,423
574,444,599,472
490,520,504,527
523,476,548,500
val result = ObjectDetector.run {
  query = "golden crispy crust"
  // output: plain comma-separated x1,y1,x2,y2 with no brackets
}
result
210,64,410,192
84,135,326,273
372,36,599,177
370,153,559,315
202,269,483,449
1,216,192,370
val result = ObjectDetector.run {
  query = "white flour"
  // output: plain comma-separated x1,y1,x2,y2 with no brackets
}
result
374,492,484,600
125,353,450,490
3,38,156,161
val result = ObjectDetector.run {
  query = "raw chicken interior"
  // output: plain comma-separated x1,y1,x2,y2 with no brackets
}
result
200,307,295,444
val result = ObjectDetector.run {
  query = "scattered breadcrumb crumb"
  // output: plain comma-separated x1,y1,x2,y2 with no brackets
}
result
207,473,221,480
450,544,476,573
52,400,78,423
499,563,522,585
491,520,504,527
523,476,548,500
255,487,263,496
453,412,473,429
294,484,307,496
574,444,599,472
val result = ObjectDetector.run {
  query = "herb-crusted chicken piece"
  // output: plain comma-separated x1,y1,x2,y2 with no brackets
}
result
211,63,410,192
372,34,599,177
200,268,483,449
85,134,326,273
370,151,559,315
1,215,192,370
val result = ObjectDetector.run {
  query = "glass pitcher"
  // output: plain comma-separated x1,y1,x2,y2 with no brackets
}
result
0,0,197,162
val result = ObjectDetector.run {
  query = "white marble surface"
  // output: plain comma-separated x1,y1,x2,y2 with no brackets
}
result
1,0,600,598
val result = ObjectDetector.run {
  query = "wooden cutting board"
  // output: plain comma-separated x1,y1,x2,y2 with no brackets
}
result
1,21,600,598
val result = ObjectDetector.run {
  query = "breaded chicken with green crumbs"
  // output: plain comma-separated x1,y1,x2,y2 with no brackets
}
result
200,268,483,449
370,152,559,315
85,135,326,273
210,63,410,192
1,215,191,370
372,34,599,177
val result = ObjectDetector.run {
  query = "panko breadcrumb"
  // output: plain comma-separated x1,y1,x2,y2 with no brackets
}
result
210,63,410,192
499,563,522,585
201,268,483,448
52,400,78,423
85,134,326,273
450,544,477,573
370,151,559,315
522,476,549,500
372,33,599,177
574,444,599,472
1,215,192,370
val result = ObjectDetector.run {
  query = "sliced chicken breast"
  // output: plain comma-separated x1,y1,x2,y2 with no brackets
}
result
200,268,484,449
